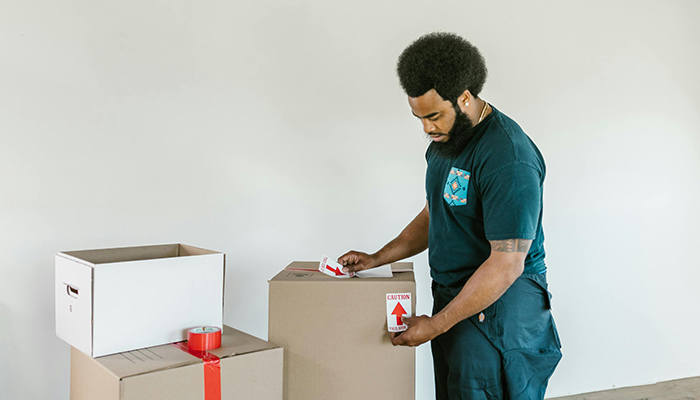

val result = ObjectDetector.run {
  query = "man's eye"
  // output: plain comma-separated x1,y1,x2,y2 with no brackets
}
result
428,116,439,121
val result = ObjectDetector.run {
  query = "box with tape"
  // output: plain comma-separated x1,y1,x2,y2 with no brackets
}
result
55,243,225,357
268,261,416,400
70,325,283,400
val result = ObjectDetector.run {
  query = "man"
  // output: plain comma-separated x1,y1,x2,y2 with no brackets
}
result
338,32,562,399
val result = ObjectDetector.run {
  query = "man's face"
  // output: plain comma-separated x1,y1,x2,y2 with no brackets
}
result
408,89,457,142
408,89,475,158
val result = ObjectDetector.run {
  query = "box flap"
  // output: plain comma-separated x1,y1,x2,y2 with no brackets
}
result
92,325,279,379
389,261,413,271
273,261,414,282
95,341,199,379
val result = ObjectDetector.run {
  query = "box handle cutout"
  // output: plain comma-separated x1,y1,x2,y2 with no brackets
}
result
65,284,79,299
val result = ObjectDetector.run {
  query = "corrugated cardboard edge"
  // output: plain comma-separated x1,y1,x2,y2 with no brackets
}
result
58,243,222,266
91,266,94,357
56,251,97,268
222,253,226,322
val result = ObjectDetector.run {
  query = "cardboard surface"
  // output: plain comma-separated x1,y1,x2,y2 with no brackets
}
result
70,326,283,400
56,243,225,357
269,261,416,400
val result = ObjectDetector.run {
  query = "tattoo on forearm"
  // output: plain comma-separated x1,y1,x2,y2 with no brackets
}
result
490,239,531,253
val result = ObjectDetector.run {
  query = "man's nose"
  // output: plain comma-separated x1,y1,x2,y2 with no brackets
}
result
422,119,436,134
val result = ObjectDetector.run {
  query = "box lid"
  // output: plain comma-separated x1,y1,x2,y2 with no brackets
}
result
93,326,278,379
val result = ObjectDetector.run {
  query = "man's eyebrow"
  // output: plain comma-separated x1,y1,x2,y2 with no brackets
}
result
412,111,440,119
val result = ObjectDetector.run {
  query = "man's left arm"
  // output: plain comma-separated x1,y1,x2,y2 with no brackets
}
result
391,238,531,347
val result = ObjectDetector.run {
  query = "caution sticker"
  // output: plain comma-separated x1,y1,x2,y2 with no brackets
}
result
386,293,412,332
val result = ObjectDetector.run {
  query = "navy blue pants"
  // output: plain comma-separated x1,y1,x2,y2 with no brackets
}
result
431,274,562,400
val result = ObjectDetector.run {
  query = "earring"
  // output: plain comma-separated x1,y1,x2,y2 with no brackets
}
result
465,102,469,107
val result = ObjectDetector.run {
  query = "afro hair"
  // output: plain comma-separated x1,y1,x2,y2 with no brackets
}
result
397,32,488,104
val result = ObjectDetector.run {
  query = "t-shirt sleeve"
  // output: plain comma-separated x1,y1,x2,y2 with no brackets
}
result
480,161,542,241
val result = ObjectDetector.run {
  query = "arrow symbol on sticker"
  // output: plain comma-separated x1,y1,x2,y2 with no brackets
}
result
391,302,407,326
326,265,344,276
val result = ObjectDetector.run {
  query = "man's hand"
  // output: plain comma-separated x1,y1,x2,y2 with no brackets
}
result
337,251,378,273
390,315,442,347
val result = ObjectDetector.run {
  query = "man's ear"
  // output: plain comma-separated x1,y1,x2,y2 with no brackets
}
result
457,89,473,113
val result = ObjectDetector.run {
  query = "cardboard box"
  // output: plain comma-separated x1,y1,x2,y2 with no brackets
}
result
70,325,283,400
56,243,225,357
269,261,416,400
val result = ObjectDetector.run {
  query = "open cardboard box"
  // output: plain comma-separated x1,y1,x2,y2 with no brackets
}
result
56,243,225,357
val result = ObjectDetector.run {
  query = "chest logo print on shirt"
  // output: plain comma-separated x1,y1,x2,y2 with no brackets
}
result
443,167,470,206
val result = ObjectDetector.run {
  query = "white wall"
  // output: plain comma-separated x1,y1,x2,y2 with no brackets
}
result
1,1,699,398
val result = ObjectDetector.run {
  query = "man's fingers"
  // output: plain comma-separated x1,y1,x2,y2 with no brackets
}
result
338,251,374,273
337,251,361,266
344,263,366,273
392,316,432,347
337,253,353,266
391,331,405,346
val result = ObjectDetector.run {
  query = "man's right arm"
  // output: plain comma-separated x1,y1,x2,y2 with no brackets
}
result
338,201,430,273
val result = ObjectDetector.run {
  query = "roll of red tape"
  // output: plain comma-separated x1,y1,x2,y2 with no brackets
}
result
188,326,222,351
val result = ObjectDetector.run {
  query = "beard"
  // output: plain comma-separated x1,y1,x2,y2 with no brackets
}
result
430,106,476,159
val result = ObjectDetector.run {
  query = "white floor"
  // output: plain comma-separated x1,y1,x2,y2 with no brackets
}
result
550,377,700,400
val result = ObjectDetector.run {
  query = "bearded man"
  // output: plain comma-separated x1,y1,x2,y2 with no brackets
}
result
339,32,562,399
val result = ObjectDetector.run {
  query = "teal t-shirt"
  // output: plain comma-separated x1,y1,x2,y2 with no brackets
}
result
426,105,547,288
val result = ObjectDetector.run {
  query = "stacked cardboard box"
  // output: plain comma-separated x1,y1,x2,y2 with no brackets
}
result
56,243,283,399
70,326,282,400
269,261,416,400
58,246,417,399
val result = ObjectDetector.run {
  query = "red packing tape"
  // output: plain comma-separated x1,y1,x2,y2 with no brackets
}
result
171,342,221,400
171,327,223,400
188,326,222,351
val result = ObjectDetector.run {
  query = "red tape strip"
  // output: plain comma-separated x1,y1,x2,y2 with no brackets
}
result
171,342,221,400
